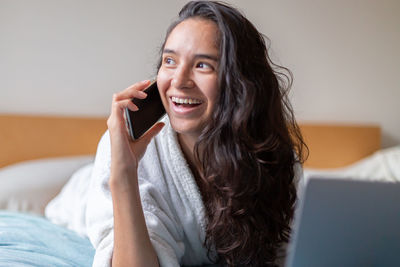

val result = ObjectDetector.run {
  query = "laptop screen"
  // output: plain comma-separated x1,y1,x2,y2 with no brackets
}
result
285,178,400,267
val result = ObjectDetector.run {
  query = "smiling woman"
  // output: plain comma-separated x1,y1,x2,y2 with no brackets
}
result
45,1,307,267
157,18,220,151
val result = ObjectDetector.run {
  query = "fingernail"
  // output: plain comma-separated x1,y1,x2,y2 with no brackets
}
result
139,91,147,97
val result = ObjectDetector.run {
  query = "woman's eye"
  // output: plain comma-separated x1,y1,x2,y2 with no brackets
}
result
164,57,176,65
197,62,213,70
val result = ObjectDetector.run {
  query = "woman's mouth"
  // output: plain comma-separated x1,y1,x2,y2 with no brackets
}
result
169,96,204,116
171,96,203,108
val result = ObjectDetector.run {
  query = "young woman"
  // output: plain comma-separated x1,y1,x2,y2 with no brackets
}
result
46,1,306,266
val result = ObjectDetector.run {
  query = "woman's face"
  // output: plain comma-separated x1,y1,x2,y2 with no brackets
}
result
157,18,220,139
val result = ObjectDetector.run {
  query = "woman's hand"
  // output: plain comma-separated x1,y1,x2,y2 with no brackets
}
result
107,80,162,266
107,80,165,185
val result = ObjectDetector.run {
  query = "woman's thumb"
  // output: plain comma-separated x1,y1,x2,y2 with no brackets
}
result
141,122,165,145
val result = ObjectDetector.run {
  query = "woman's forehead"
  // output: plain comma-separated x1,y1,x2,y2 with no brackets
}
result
164,18,220,54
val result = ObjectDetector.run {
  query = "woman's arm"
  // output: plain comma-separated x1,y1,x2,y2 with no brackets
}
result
107,80,164,267
109,173,159,267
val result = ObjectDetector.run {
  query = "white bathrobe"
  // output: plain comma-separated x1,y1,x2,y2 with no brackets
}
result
46,117,213,267
46,116,303,267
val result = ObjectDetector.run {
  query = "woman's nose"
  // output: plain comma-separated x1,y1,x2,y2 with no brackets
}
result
171,66,194,89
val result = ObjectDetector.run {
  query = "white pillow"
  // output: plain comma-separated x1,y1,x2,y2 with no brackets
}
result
303,146,400,183
0,156,94,215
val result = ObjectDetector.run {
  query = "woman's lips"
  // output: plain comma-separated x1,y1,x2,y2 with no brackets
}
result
169,96,203,115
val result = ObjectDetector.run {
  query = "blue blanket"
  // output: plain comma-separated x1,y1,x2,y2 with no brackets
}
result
0,211,95,267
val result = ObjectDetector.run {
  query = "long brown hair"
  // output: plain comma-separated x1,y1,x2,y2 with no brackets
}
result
158,1,307,266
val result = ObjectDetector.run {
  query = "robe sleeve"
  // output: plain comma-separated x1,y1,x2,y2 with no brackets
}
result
85,131,185,267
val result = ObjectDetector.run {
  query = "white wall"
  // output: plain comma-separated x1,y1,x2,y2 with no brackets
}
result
1,0,399,147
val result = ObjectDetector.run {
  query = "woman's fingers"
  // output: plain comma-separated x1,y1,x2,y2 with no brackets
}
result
114,98,138,112
109,79,153,130
113,80,151,101
108,97,138,133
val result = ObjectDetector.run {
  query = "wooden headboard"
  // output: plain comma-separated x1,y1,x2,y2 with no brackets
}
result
0,114,381,169
0,114,107,168
300,123,381,169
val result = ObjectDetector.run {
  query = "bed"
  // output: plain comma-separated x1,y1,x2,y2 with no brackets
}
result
1,114,398,266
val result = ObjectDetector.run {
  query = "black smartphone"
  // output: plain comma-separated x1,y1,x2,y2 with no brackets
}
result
124,80,166,140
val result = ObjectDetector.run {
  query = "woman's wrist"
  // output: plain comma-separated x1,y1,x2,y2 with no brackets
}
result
109,170,139,193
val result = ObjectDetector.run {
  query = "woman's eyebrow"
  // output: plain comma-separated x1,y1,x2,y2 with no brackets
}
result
194,54,218,62
163,48,176,54
163,49,218,62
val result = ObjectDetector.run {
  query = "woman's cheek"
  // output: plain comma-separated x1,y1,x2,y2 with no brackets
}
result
157,69,171,107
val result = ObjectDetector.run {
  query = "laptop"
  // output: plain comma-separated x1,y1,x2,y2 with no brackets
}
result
285,177,400,267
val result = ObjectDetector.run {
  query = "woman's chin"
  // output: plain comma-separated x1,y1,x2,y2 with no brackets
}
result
169,117,204,139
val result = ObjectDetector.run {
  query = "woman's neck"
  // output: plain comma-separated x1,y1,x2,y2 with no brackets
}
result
177,133,202,179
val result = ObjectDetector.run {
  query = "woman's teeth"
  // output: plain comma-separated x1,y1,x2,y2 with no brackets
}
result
171,96,202,105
